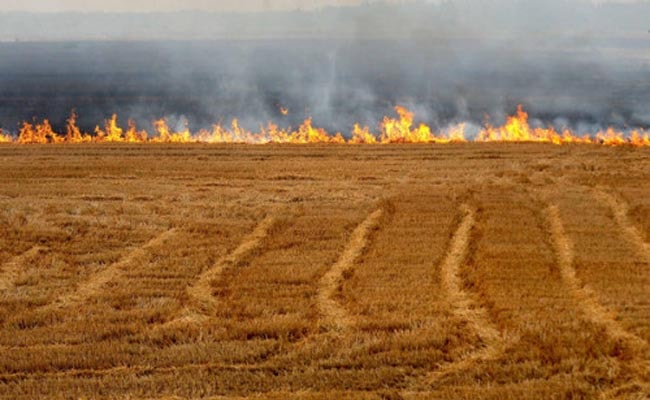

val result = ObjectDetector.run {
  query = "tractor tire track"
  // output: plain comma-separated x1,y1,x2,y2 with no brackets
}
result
0,246,48,291
47,228,177,310
153,215,280,332
317,208,384,332
427,204,504,383
593,189,650,263
545,204,647,349
533,183,649,397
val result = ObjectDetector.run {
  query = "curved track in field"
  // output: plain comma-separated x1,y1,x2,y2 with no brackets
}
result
546,204,646,348
594,189,650,263
317,208,384,332
49,229,178,310
188,215,278,315
157,215,280,330
427,204,504,383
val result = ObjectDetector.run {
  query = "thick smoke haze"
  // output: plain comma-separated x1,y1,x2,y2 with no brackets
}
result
0,0,649,137
0,0,376,13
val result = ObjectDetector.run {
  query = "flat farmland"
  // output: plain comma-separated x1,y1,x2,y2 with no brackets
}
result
0,144,648,399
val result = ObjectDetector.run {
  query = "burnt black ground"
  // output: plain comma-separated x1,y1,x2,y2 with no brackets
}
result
0,39,648,136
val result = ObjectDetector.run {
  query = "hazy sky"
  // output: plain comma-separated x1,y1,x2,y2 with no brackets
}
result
0,0,390,12
0,0,643,12
0,0,640,12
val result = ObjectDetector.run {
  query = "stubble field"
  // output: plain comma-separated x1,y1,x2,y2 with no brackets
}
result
0,144,648,399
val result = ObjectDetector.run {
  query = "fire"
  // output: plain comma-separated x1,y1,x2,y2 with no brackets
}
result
476,105,593,145
280,107,289,116
0,128,12,143
595,128,649,146
374,106,466,144
351,124,377,144
294,118,344,144
1,106,648,146
152,119,192,143
629,130,650,147
443,124,467,144
66,112,92,143
92,115,149,143
125,121,148,143
17,119,63,144
95,115,123,142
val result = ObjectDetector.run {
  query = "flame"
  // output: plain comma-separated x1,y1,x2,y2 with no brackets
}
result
476,105,594,145
152,119,192,143
351,124,377,144
378,106,468,144
280,107,289,116
66,112,92,143
125,120,148,143
629,130,650,147
595,128,650,147
262,123,291,144
0,128,12,143
443,123,468,144
3,106,649,146
18,119,61,144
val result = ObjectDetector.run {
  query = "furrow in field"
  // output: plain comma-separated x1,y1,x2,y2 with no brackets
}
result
198,203,381,373
317,208,384,332
546,204,646,348
299,190,466,392
187,215,278,316
594,189,650,262
427,204,503,382
46,229,177,309
549,186,650,397
435,186,632,396
154,215,279,331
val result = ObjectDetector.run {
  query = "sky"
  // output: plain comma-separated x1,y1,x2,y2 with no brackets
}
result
0,0,388,13
0,0,641,13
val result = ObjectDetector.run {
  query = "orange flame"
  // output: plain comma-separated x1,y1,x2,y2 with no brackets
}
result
66,112,92,143
0,128,12,143
125,120,148,143
629,130,650,147
351,124,377,144
477,105,592,144
18,120,61,144
378,106,467,144
152,119,192,143
3,106,649,146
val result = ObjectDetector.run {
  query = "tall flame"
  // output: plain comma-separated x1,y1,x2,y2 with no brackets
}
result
378,106,467,144
66,112,92,143
477,105,591,144
17,119,64,144
1,106,648,146
351,124,377,144
0,128,12,143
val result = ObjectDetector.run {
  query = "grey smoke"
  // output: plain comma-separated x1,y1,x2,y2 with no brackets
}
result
0,0,648,137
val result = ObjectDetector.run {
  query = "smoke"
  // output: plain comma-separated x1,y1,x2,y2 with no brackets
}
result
0,0,649,136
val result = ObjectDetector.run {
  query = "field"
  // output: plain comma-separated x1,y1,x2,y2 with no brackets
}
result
0,144,649,399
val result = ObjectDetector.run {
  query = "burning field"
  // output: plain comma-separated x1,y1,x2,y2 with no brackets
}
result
2,105,650,146
1,1,650,397
0,143,649,398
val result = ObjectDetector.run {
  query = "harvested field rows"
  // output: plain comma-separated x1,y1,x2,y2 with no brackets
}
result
0,144,648,399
